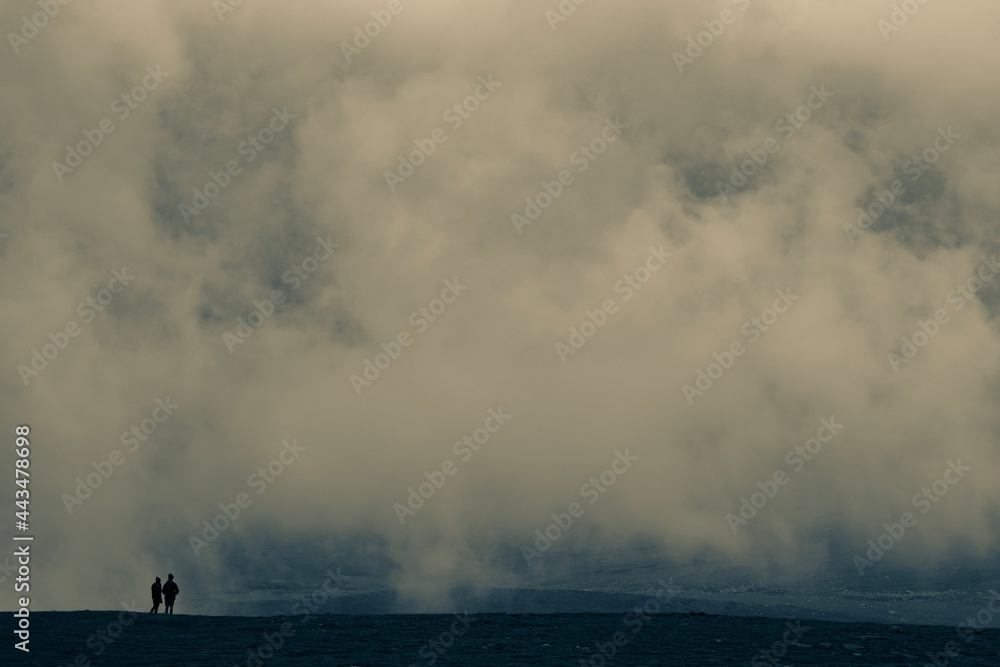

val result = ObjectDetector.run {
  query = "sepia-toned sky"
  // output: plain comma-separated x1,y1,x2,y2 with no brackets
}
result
2,0,1000,612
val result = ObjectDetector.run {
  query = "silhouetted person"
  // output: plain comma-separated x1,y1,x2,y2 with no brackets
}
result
162,573,179,614
150,576,162,613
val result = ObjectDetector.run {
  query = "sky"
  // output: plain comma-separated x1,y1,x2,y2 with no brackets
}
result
2,0,1000,613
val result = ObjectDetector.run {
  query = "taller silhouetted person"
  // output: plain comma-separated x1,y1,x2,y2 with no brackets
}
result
150,576,162,613
162,573,179,614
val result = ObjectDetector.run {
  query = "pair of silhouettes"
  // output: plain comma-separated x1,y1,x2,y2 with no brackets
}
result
150,574,179,614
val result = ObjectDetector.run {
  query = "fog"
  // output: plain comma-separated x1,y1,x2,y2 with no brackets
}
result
2,0,999,612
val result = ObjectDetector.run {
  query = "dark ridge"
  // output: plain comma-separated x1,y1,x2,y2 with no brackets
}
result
7,610,1000,666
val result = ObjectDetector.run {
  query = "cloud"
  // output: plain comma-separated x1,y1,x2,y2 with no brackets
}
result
2,0,1000,611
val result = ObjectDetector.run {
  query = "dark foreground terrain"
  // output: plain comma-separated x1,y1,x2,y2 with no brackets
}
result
7,611,1000,666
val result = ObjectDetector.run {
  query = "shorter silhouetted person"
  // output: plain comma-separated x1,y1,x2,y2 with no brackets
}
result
162,573,179,614
150,576,162,613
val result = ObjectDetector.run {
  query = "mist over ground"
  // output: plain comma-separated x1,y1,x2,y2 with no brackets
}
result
1,0,999,615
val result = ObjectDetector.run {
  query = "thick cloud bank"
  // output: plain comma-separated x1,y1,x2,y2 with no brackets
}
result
1,0,999,611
